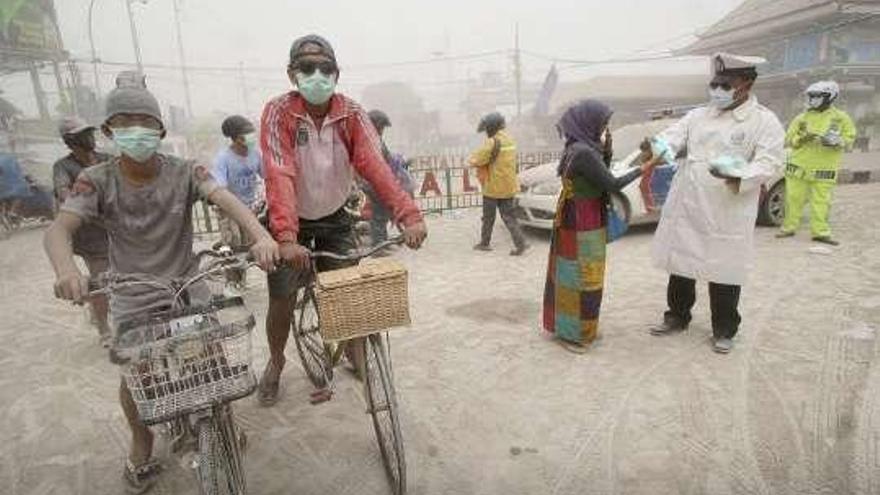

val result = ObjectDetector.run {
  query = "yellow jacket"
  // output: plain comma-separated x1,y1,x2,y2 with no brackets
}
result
469,130,518,199
786,106,856,171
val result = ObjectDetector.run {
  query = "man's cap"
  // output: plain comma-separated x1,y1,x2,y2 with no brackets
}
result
289,34,336,67
289,34,336,66
806,80,839,97
368,110,392,131
477,112,505,133
103,72,163,126
221,115,255,138
711,53,766,79
58,116,95,136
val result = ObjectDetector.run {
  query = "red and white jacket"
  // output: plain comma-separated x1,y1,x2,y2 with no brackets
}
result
260,92,422,243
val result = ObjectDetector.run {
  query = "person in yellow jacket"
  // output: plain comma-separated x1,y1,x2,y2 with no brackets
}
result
778,81,856,245
469,112,528,255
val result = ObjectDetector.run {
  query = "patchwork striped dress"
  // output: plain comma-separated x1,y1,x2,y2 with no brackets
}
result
542,146,641,345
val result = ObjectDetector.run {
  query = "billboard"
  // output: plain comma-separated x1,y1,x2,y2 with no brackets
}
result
0,0,61,57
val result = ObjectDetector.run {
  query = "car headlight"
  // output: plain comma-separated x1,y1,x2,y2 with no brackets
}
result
531,182,562,196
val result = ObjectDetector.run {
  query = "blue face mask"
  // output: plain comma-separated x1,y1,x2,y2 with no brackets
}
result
112,126,162,163
296,72,336,106
708,87,735,109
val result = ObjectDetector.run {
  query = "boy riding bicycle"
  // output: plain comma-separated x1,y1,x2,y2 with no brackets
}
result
43,76,278,493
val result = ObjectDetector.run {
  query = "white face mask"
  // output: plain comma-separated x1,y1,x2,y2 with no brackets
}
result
708,87,736,109
807,95,826,110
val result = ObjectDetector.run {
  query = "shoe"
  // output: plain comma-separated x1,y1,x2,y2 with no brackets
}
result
557,339,590,354
123,459,162,494
509,244,529,256
712,338,734,354
649,319,688,336
812,236,839,246
473,243,492,251
775,231,795,239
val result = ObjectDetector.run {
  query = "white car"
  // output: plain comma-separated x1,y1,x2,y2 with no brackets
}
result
516,119,786,230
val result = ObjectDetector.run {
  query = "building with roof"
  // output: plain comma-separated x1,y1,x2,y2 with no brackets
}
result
550,74,708,126
681,0,880,145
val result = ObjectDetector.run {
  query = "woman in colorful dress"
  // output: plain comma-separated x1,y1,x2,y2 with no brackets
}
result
543,100,655,353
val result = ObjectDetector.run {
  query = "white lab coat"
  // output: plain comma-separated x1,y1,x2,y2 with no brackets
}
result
652,96,785,286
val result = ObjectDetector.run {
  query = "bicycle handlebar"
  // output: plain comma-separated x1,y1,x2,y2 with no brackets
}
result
86,250,255,300
310,236,404,262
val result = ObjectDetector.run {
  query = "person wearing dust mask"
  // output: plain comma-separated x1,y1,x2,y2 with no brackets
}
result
643,53,785,354
777,80,856,246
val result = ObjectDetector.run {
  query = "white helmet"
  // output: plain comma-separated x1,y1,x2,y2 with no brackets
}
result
805,80,839,109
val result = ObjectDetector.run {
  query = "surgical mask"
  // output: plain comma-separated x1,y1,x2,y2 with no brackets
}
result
807,95,825,110
708,86,736,109
112,126,162,163
296,71,336,105
243,132,258,149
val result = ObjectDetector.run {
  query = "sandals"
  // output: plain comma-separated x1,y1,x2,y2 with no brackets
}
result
123,459,162,494
257,377,280,406
557,339,590,354
556,333,603,354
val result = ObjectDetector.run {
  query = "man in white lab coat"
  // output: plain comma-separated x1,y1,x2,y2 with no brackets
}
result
647,53,785,354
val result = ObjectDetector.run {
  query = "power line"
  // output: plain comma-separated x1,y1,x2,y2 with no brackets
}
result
68,49,510,75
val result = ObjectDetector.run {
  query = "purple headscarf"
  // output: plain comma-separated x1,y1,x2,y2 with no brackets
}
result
557,99,612,148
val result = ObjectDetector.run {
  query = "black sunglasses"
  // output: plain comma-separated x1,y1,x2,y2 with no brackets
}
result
709,82,732,91
293,60,338,76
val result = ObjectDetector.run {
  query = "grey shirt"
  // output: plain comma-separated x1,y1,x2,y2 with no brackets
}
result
61,154,220,326
53,152,112,258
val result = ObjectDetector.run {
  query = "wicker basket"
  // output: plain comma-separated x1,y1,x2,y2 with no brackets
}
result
315,258,411,341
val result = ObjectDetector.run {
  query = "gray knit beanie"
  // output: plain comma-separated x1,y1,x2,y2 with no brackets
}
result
104,72,163,127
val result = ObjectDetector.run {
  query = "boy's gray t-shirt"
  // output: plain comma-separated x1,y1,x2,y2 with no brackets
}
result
52,152,112,258
61,154,220,326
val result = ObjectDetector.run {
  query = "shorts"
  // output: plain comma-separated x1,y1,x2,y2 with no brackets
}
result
267,208,358,299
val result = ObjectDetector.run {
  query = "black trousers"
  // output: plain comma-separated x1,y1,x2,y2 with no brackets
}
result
665,275,742,339
480,197,526,249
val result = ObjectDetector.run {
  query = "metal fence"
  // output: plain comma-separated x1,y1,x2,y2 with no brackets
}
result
193,149,562,234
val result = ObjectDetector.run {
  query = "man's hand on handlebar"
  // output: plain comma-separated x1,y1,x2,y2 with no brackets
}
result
402,221,428,250
250,235,280,272
54,269,89,304
280,241,311,271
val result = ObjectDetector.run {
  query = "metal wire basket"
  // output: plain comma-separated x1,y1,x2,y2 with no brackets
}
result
115,297,257,425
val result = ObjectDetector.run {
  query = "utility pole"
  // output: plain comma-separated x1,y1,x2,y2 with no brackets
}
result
124,0,144,75
514,22,522,117
172,0,194,118
88,0,102,99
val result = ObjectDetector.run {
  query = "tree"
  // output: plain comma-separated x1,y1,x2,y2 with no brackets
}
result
360,81,435,151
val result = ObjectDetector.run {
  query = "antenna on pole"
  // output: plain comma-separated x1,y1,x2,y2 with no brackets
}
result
514,22,522,117
172,0,194,118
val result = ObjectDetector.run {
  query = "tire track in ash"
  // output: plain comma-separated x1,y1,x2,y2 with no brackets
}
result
549,334,709,495
853,333,880,494
719,235,853,495
804,234,880,494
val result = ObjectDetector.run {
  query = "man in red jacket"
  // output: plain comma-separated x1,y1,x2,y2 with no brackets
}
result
259,34,427,405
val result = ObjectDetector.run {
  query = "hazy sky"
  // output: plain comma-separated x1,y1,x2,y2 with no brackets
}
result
5,0,742,118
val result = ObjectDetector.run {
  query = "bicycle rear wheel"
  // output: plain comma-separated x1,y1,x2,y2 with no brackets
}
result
363,333,407,495
196,405,247,495
291,287,332,389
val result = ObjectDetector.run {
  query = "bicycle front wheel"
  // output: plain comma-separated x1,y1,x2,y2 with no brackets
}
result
196,405,247,495
363,333,407,495
292,287,332,389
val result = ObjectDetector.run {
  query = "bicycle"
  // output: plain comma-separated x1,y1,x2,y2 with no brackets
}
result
290,236,408,495
89,250,258,495
0,197,21,238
